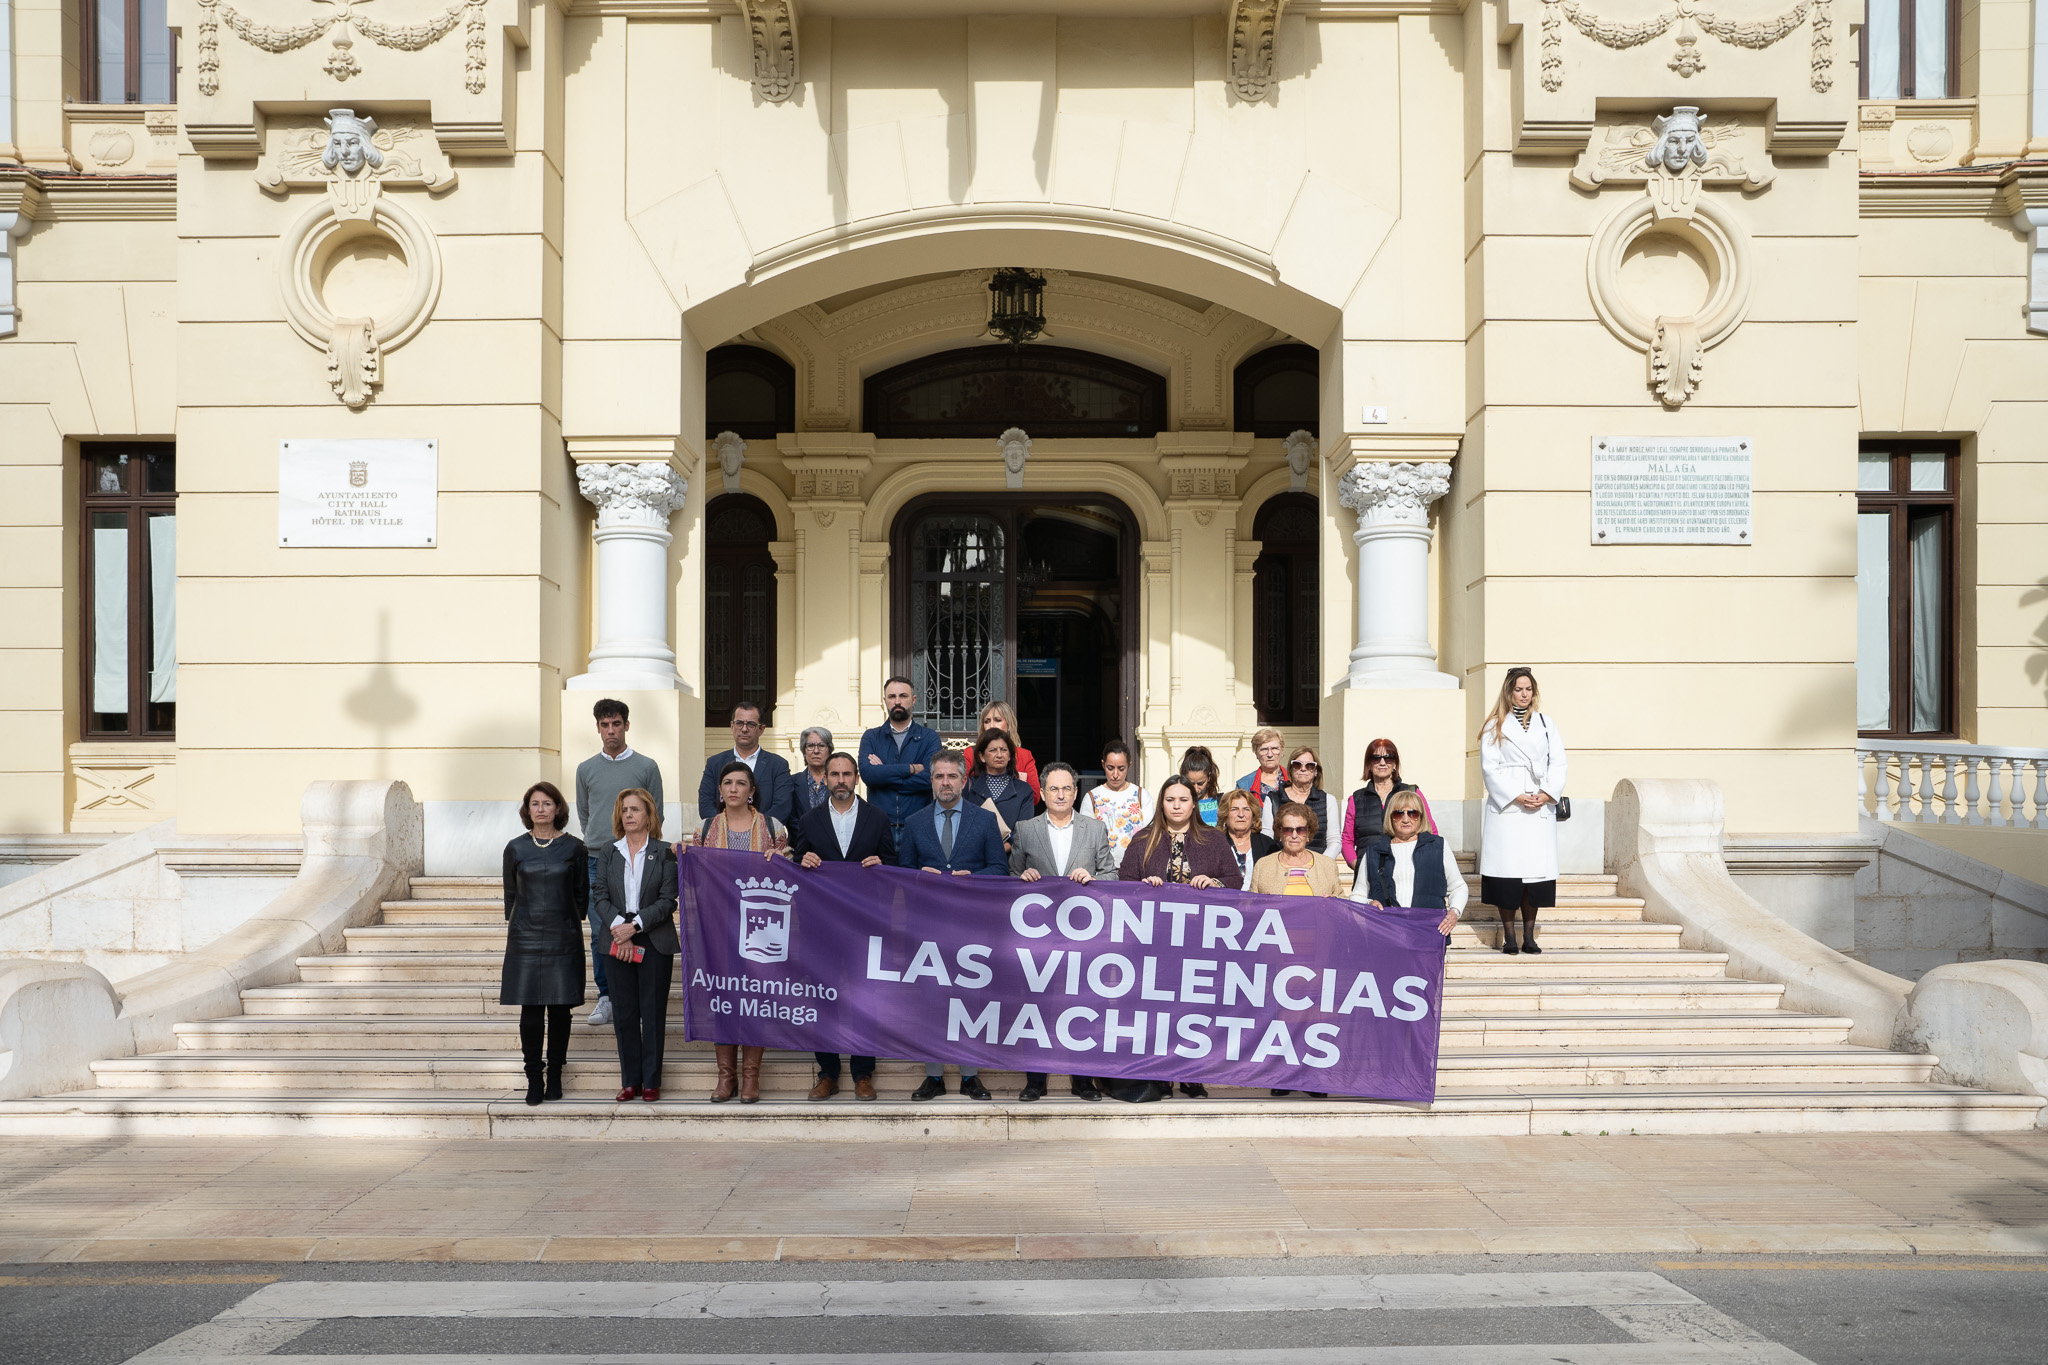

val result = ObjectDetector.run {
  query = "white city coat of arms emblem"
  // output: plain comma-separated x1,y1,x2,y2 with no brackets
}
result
736,876,796,964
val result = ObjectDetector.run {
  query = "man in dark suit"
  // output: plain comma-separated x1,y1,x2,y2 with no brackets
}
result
698,701,794,828
792,750,895,1101
896,751,1005,1102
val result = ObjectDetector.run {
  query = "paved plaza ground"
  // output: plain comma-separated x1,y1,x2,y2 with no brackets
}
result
2,1131,2045,1263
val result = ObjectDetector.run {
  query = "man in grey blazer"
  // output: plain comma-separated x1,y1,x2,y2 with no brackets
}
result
1007,761,1119,1103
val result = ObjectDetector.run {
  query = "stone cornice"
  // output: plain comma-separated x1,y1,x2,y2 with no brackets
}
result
0,167,174,221
1321,431,1461,472
1860,160,2048,218
561,0,1456,13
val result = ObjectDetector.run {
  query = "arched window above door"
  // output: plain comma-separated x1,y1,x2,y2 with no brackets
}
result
704,494,778,728
706,346,795,441
1252,492,1319,726
1235,343,1319,439
863,345,1167,439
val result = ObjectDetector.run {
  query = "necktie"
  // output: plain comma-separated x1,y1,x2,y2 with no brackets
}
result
941,808,956,861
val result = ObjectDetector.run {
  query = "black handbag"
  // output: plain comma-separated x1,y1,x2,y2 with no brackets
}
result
1555,796,1571,822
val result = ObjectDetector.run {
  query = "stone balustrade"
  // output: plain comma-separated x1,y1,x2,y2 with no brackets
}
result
1857,741,2048,829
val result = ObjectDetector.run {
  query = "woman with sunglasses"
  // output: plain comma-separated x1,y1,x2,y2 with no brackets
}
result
1260,746,1331,854
1340,738,1437,872
1353,789,1464,938
1251,801,1341,1099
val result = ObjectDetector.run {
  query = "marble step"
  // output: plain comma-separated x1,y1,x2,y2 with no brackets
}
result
294,948,1737,983
378,898,1650,927
173,1009,1856,1052
241,975,1788,1017
91,1044,1934,1091
411,873,1633,896
6,1082,2036,1139
341,920,1685,954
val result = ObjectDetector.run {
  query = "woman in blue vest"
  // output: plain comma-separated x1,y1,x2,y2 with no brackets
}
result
1353,789,1464,938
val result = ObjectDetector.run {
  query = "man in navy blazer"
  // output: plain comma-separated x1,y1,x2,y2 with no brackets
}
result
698,702,794,828
897,752,1006,876
895,751,1003,1103
791,750,895,1101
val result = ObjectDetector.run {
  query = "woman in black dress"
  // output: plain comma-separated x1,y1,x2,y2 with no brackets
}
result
501,780,589,1106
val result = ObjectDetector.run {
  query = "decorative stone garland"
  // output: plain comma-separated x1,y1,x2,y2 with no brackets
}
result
194,0,491,97
1538,0,1830,95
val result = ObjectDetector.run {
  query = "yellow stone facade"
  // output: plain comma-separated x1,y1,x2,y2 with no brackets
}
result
1,0,2043,841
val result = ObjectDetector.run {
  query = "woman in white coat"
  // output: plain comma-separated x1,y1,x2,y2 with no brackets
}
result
1478,667,1566,954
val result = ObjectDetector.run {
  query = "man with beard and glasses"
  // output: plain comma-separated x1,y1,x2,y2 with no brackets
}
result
791,750,895,1101
857,675,943,850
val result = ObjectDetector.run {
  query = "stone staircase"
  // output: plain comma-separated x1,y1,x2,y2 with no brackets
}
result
0,873,2039,1137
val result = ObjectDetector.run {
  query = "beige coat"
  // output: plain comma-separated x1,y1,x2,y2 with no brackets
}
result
1247,851,1345,898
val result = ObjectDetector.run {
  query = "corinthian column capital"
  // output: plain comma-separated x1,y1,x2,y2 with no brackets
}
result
1337,460,1453,529
576,461,688,530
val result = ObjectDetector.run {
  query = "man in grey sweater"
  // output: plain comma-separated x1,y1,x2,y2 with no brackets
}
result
572,698,666,1028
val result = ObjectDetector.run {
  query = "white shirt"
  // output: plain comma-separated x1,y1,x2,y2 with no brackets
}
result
733,748,761,770
1045,813,1076,873
1351,838,1468,912
611,837,650,929
597,746,635,762
829,799,860,857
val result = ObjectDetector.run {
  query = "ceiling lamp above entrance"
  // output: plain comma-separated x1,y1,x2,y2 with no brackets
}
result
987,268,1048,349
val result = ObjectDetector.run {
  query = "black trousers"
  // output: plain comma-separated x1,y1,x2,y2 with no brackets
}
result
519,1005,571,1070
605,948,675,1089
815,1052,876,1080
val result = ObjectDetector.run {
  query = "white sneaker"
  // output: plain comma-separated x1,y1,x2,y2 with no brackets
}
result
586,997,614,1028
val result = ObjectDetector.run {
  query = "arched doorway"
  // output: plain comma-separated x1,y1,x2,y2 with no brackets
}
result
891,494,1138,776
703,494,778,728
1252,492,1319,727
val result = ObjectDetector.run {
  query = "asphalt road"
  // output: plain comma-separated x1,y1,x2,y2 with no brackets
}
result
2,1254,2043,1365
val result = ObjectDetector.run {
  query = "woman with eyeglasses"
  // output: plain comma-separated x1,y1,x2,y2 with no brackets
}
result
1353,789,1464,938
1260,747,1331,854
1478,667,1566,954
1340,738,1437,872
1251,801,1340,1099
793,726,834,816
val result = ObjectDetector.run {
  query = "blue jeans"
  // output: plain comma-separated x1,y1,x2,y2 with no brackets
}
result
587,860,608,998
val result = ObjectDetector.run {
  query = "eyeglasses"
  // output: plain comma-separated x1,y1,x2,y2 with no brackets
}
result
1290,760,1319,771
1369,754,1394,765
1279,825,1309,836
802,741,828,749
733,720,762,729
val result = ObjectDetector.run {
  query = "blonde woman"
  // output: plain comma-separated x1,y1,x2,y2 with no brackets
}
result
963,699,1041,801
593,787,678,1103
1477,667,1566,955
1353,789,1464,937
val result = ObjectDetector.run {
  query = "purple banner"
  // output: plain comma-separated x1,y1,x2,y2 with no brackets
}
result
678,848,1447,1101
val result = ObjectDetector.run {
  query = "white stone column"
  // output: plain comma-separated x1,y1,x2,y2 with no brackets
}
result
569,461,688,691
1336,459,1457,689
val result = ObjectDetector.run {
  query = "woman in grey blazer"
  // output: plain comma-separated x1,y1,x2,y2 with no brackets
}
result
1006,762,1117,1102
592,787,680,1102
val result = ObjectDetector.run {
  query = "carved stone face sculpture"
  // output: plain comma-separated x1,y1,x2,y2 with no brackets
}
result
1001,431,1031,476
321,109,384,177
1650,107,1708,174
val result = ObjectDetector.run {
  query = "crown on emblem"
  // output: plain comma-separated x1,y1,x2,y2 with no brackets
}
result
349,461,367,473
735,876,797,900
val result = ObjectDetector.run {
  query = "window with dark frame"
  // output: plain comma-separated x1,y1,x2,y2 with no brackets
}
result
81,443,177,740
1234,343,1320,439
81,0,177,104
1856,441,1957,739
1251,493,1320,727
703,494,778,729
705,345,796,442
1859,0,1958,100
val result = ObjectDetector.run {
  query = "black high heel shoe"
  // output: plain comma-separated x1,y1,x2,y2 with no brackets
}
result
1500,928,1521,954
1178,1082,1208,1099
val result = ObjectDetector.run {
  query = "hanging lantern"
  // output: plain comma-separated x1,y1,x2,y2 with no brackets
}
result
986,268,1047,349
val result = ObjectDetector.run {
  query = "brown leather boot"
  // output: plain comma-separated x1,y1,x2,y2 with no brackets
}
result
739,1046,765,1104
710,1045,738,1102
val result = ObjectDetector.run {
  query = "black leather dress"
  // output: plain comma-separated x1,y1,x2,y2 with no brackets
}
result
500,833,589,1006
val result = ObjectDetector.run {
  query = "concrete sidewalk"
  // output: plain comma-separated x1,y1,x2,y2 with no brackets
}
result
2,1131,2045,1263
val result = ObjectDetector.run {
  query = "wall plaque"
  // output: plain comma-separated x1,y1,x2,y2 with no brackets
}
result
1591,436,1751,545
279,439,438,547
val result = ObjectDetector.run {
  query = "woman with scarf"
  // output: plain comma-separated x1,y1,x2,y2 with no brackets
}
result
1477,667,1566,955
694,760,789,1101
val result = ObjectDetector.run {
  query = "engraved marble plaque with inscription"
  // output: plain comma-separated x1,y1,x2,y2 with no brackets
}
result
1591,437,1752,545
279,438,438,548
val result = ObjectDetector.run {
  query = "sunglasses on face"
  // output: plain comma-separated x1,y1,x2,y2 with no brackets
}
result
1291,761,1319,771
1280,825,1309,836
1391,811,1421,821
1370,754,1394,764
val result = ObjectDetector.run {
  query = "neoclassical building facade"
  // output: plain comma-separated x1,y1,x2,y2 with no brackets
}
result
1,0,2044,869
